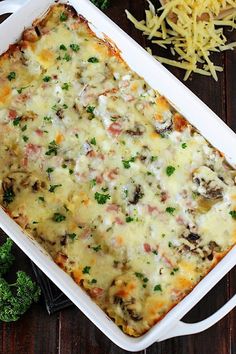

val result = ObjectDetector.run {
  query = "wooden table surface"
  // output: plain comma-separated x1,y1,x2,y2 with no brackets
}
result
0,1,236,353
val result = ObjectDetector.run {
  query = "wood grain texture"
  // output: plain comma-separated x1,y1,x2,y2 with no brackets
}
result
0,1,235,353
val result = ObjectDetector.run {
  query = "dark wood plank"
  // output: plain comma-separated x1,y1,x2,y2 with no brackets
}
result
225,23,236,354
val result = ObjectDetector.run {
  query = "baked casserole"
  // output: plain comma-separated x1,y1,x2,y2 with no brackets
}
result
0,4,236,336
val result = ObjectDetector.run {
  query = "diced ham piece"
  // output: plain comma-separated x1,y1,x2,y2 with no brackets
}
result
8,109,17,120
89,287,104,299
144,243,151,253
114,217,124,225
106,204,120,212
107,168,119,180
35,129,44,136
147,205,158,214
108,122,122,136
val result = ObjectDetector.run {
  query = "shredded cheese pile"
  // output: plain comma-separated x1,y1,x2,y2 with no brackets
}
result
126,0,236,81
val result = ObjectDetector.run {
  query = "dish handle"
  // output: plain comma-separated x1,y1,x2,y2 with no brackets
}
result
0,0,28,16
158,294,236,341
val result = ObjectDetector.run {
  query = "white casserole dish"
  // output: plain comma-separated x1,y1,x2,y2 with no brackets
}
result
0,0,235,350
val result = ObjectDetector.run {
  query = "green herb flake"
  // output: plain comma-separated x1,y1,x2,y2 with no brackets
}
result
7,72,16,81
181,142,187,149
82,266,91,274
94,192,111,204
168,241,173,248
21,125,27,132
229,210,236,219
22,135,29,142
88,57,99,63
59,44,67,51
92,245,102,252
152,250,158,255
53,213,66,223
170,267,179,275
45,140,58,156
63,53,72,62
13,117,21,126
126,216,134,223
151,156,158,162
60,12,68,21
122,157,135,169
143,277,149,283
166,207,176,215
43,76,51,82
135,272,144,279
46,167,54,174
91,179,97,187
166,165,176,176
3,186,15,205
90,137,96,145
91,278,97,284
69,169,74,175
62,82,70,90
49,184,62,193
154,284,162,292
38,196,45,202
70,43,80,52
44,116,52,123
68,233,77,240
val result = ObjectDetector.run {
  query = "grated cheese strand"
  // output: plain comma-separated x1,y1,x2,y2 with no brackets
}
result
126,0,236,81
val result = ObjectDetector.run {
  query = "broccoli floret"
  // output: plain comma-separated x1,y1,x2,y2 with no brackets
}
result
91,0,111,10
0,271,41,322
0,238,15,277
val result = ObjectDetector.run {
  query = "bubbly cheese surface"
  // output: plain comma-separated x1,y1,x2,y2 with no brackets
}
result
0,4,236,337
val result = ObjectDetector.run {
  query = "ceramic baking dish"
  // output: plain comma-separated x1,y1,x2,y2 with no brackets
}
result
0,0,235,350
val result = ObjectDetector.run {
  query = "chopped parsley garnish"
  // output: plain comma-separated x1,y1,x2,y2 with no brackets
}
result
135,272,144,279
3,186,15,205
63,104,68,109
82,266,91,274
88,57,99,63
63,53,72,62
49,184,62,193
45,140,58,156
122,157,136,169
94,192,111,204
166,165,176,176
59,44,67,51
124,189,128,198
170,267,179,275
62,82,70,90
91,179,97,187
43,76,51,82
166,207,176,215
53,213,66,223
126,216,134,223
154,284,162,292
60,12,68,21
7,72,16,81
90,137,96,145
46,167,54,174
17,86,29,94
86,105,95,115
168,241,173,248
70,44,80,52
69,169,74,175
38,197,45,202
92,245,101,252
151,156,158,162
13,117,21,126
22,135,29,142
91,278,97,284
68,233,77,240
21,125,27,132
152,250,158,255
181,142,187,149
62,164,67,169
101,187,108,192
229,210,236,219
44,116,52,123
143,277,149,283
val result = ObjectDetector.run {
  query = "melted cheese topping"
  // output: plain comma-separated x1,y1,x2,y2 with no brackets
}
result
0,4,236,336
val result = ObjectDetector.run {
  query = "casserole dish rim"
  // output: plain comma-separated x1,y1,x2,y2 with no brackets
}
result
0,0,235,350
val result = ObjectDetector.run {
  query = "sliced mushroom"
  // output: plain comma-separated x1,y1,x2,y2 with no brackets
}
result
193,166,225,199
154,110,173,134
129,184,144,205
125,123,146,136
